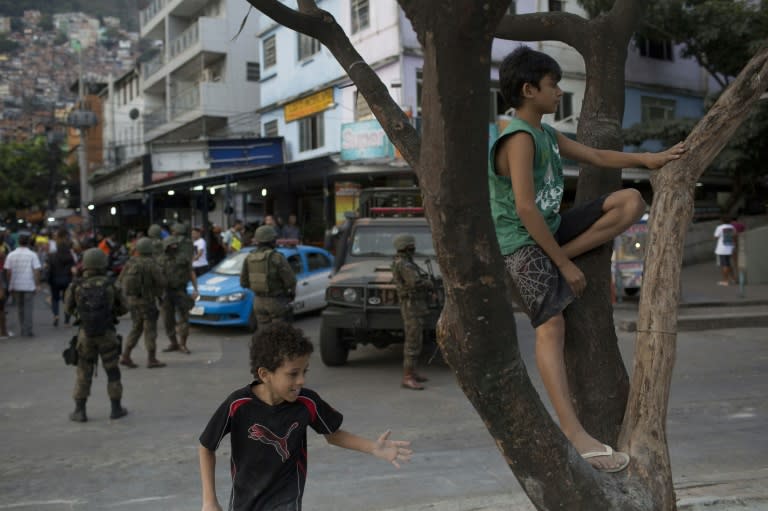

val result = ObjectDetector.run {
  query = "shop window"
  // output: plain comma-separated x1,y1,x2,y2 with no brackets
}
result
351,0,369,34
549,0,564,11
298,33,321,61
262,35,276,68
555,92,573,121
263,119,278,137
641,96,676,122
299,113,324,151
246,62,260,81
636,36,674,61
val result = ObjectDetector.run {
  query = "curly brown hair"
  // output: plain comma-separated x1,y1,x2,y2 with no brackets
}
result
249,322,314,377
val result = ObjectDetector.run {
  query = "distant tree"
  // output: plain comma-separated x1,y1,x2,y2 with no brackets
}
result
0,35,20,53
0,138,54,211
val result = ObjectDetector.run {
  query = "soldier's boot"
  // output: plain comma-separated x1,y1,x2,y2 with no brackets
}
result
401,370,425,391
147,350,167,369
178,335,191,354
69,399,88,422
162,335,180,352
109,399,128,420
119,349,139,368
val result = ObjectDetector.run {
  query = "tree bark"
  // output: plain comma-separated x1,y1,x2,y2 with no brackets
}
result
619,45,768,511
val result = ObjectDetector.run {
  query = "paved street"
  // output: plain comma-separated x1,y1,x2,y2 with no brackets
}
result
0,265,766,511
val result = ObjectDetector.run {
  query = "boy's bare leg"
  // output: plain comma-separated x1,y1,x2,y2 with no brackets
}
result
535,314,627,471
561,189,646,260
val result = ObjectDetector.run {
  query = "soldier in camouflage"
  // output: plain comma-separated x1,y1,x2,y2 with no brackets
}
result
64,248,129,422
147,224,165,259
391,234,434,390
240,225,296,326
161,230,199,354
118,237,168,369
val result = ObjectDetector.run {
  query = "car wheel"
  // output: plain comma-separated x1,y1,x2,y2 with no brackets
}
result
319,323,348,366
247,309,258,332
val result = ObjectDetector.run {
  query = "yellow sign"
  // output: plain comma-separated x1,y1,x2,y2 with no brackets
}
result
284,88,334,123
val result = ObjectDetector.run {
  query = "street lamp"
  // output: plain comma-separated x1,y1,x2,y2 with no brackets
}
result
67,109,98,222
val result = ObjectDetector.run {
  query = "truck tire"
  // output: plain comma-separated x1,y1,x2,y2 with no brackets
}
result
320,324,349,366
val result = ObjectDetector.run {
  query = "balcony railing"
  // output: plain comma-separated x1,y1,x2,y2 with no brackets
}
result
142,52,165,79
171,84,201,118
144,107,168,133
170,22,200,60
139,0,168,28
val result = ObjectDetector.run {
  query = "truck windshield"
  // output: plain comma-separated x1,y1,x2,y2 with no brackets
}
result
349,225,436,257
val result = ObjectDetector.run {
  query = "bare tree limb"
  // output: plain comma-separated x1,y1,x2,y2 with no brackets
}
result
496,12,590,52
245,0,421,166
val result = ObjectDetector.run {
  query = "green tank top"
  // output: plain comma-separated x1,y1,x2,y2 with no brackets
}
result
488,118,564,255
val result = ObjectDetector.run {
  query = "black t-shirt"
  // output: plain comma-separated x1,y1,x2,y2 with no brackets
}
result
200,383,343,511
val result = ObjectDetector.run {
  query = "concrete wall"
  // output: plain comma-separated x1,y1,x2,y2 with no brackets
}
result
743,225,768,284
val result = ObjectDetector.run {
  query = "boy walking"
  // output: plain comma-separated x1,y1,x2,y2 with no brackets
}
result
713,216,737,285
198,322,412,511
489,47,685,472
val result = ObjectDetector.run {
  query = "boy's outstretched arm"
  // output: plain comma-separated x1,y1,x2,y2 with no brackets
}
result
557,132,686,170
198,445,223,511
325,429,413,469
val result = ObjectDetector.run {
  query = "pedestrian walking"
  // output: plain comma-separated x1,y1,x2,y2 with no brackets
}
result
488,46,685,472
714,216,737,286
48,229,77,327
4,231,41,337
118,238,167,369
64,248,128,422
160,230,199,354
0,229,11,337
198,322,412,511
391,234,433,390
240,225,296,326
191,227,209,276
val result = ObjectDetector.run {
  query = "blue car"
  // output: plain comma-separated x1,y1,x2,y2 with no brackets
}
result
187,244,334,330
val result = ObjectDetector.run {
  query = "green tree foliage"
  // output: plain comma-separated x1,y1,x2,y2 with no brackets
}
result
0,35,20,53
0,138,56,211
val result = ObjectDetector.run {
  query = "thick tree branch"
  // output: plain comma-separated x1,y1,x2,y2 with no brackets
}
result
496,12,590,52
245,0,421,166
619,45,768,505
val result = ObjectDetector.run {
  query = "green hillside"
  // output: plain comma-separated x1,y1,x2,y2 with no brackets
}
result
0,0,140,31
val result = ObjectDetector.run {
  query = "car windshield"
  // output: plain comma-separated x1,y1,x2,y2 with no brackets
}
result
349,225,435,257
213,251,250,276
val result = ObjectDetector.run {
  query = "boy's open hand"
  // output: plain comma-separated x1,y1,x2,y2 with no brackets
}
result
372,430,412,469
559,260,586,297
645,141,687,170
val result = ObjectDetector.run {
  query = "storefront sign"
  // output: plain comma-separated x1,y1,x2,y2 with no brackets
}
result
208,137,283,169
284,88,334,123
340,120,395,161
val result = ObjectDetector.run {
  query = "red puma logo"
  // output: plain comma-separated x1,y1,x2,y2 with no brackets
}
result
248,422,299,462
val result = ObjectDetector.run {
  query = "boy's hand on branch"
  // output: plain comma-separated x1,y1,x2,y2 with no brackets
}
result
645,141,687,169
372,430,412,469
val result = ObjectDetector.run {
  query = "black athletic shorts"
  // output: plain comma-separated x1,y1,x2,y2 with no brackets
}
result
504,194,608,328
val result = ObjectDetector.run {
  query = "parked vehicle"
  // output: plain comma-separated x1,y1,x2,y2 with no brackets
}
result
187,243,334,330
612,214,649,297
320,188,443,366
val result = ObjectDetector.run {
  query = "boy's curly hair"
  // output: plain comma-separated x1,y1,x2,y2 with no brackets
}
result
500,46,562,109
249,322,314,377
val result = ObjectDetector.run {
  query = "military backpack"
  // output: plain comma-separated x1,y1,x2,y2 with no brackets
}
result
76,278,113,336
246,249,275,295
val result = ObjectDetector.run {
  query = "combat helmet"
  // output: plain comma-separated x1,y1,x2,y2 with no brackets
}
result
136,237,154,256
254,225,278,243
393,234,416,251
172,222,188,236
147,224,162,239
82,247,108,271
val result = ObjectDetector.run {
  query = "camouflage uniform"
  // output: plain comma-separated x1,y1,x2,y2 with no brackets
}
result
161,232,197,353
392,234,433,390
64,248,129,421
240,226,297,326
118,238,167,368
147,224,165,261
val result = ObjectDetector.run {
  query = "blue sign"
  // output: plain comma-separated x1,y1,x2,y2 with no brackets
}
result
208,137,284,169
340,120,395,161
